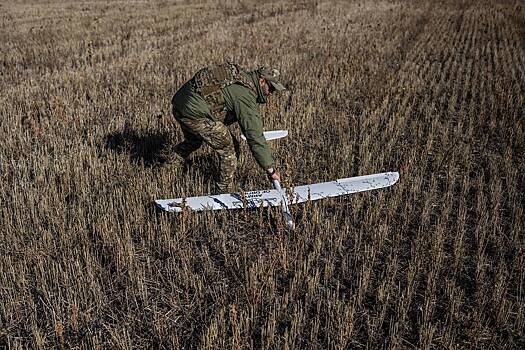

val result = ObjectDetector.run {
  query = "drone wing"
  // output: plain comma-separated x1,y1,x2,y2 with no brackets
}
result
241,130,288,141
155,172,399,212
155,189,284,213
289,172,399,204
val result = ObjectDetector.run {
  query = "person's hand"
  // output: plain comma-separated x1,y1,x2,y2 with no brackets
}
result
266,168,281,182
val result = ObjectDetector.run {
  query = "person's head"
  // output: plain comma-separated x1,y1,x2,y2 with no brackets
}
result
258,66,286,97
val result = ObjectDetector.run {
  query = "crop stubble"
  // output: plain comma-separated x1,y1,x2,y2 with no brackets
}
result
0,0,524,349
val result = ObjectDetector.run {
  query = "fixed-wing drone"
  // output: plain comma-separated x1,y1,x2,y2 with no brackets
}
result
155,130,399,230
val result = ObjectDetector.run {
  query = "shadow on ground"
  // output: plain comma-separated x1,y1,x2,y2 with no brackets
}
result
104,126,221,178
104,128,173,167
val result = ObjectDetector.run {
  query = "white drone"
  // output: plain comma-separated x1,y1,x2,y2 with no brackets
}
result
155,130,399,230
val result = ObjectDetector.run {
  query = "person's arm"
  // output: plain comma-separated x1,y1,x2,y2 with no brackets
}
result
231,89,276,172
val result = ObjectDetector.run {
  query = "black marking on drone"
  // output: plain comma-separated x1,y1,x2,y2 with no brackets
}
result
212,197,229,209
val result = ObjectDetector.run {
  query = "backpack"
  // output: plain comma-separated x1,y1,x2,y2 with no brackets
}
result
193,62,255,121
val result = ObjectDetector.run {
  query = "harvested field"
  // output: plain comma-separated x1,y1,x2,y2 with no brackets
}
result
1,0,524,348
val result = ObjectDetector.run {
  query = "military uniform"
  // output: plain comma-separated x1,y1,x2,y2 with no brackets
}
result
171,63,285,192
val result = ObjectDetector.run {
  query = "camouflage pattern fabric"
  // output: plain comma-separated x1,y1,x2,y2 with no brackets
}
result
173,110,237,192
258,66,286,91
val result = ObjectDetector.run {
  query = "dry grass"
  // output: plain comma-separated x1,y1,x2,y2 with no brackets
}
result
1,0,524,348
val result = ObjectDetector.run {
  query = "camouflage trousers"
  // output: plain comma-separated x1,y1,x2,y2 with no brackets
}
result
173,111,237,193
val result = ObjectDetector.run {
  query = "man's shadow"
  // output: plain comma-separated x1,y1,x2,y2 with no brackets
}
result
104,127,173,167
104,127,218,175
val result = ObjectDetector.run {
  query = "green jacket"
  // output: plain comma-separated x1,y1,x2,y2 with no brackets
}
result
172,72,275,169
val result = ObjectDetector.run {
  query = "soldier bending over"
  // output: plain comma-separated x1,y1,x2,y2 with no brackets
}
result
171,62,286,193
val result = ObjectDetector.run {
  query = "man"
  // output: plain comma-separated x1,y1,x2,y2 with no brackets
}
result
170,62,286,193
